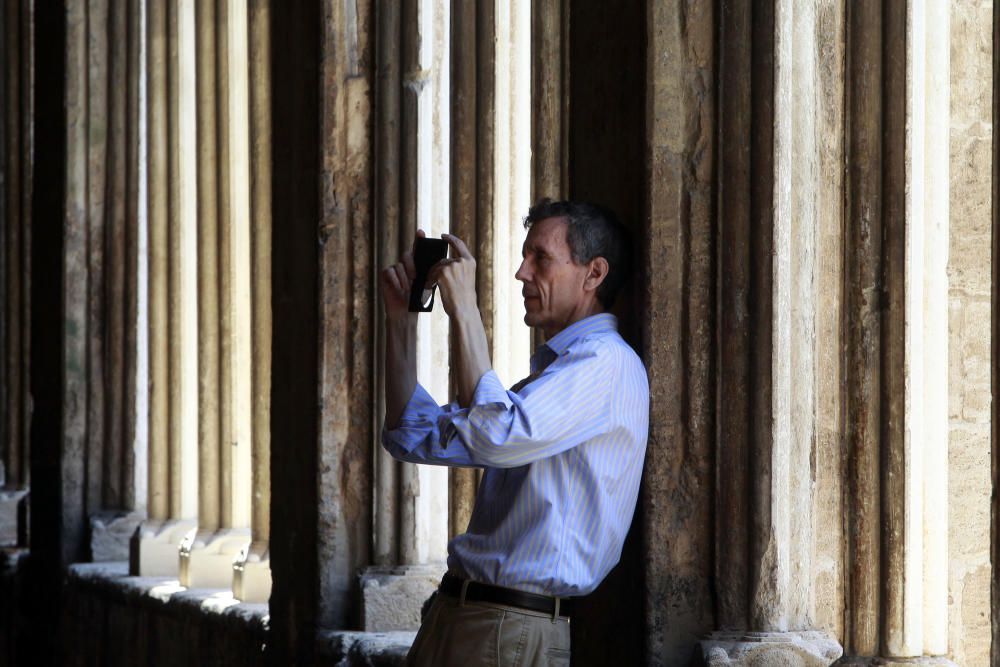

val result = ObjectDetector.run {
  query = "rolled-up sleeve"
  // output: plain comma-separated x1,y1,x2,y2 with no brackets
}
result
381,384,478,467
442,341,617,468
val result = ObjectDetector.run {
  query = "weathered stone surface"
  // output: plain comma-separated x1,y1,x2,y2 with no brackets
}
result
701,631,842,667
947,3,993,665
89,510,143,561
316,630,414,667
359,565,442,632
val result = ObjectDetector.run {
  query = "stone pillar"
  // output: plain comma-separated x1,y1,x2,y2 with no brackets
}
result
373,0,402,571
640,1,717,663
315,0,375,630
86,0,147,562
839,1,957,664
701,1,843,663
232,0,273,604
1,0,31,548
446,0,494,542
131,0,198,576
490,0,531,389
362,0,449,632
179,0,254,590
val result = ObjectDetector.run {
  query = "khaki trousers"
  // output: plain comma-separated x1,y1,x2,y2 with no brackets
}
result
407,592,571,667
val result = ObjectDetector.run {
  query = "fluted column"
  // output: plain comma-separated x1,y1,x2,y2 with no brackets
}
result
446,0,494,542
839,1,956,663
131,0,199,577
178,0,254,590
232,0,273,604
700,1,844,663
363,0,450,632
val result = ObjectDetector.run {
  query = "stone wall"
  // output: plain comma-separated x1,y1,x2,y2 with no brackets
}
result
0,562,411,667
948,1,993,665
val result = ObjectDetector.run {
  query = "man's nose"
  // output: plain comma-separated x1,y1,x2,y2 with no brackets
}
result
514,259,529,282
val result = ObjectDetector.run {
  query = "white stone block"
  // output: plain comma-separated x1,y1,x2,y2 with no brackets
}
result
130,519,198,577
232,540,271,603
178,527,251,589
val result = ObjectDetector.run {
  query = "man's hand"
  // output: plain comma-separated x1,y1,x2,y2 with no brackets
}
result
426,234,478,321
380,229,424,320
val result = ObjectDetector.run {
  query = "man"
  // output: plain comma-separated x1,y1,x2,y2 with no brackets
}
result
380,199,649,666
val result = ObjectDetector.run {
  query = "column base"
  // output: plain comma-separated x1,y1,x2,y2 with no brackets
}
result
178,527,251,589
701,631,843,666
359,563,446,632
90,511,144,561
232,540,271,603
129,518,198,577
836,657,958,666
0,488,28,547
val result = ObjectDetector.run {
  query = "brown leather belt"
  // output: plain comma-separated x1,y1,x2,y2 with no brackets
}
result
439,572,575,619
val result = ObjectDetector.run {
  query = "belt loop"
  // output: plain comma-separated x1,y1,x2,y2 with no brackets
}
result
459,579,471,607
552,596,561,621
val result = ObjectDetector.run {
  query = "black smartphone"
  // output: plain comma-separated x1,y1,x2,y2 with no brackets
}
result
408,237,450,312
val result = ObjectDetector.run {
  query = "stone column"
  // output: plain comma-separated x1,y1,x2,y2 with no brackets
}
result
179,0,254,590
700,1,843,663
362,0,450,632
131,0,199,577
490,0,531,389
315,0,375,629
0,0,31,548
232,0,273,604
640,1,717,663
446,0,494,542
839,1,956,663
87,0,146,562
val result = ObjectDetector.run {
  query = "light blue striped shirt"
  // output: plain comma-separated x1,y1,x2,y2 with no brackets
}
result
382,313,649,597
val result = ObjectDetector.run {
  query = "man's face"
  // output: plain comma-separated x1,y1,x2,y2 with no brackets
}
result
515,217,592,334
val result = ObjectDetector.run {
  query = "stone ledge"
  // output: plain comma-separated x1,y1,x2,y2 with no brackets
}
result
317,629,415,667
67,561,269,633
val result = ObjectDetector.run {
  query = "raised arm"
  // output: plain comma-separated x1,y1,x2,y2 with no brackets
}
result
379,231,422,429
426,233,492,408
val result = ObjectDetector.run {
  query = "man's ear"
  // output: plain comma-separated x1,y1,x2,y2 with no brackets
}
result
583,257,609,293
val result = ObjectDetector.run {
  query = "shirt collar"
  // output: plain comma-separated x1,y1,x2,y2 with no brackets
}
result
539,312,618,358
